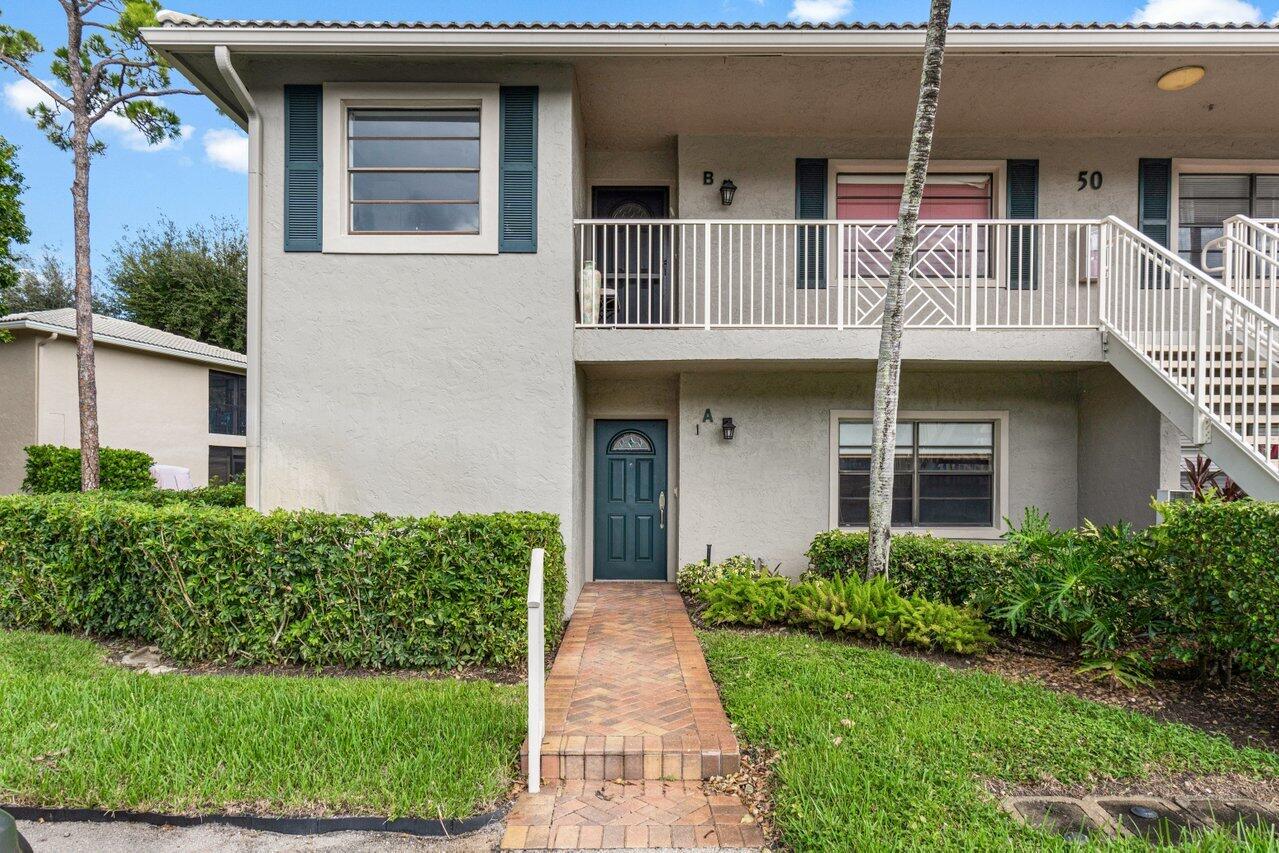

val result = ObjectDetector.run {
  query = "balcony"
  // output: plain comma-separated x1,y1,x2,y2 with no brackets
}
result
573,219,1103,331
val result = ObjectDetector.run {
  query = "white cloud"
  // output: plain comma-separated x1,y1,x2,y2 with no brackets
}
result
3,77,192,152
788,0,853,23
1131,0,1262,23
202,128,248,173
1272,9,1279,21
3,77,50,113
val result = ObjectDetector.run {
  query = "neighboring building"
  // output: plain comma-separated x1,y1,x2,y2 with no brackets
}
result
145,19,1279,611
0,309,247,492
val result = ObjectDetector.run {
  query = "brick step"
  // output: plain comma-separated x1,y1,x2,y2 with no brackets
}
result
521,732,739,783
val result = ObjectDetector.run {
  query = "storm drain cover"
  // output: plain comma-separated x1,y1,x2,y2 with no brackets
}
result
1009,800,1106,840
1096,799,1197,844
1178,799,1279,833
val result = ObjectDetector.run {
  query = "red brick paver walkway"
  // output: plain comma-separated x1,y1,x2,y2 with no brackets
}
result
505,584,758,850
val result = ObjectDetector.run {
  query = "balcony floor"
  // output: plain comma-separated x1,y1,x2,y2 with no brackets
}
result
573,327,1106,368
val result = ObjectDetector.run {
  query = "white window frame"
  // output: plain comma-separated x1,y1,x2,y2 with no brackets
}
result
828,409,1010,539
322,83,500,254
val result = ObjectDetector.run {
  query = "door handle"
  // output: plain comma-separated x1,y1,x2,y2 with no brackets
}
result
658,491,666,529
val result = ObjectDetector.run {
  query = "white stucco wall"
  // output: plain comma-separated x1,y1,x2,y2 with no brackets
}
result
1077,365,1182,527
674,134,1278,239
0,334,38,493
245,58,582,585
26,337,241,487
674,369,1082,577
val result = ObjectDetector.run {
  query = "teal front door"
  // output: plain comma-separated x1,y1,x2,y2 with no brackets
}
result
593,420,668,580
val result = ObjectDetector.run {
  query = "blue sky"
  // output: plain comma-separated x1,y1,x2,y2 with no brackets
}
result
2,0,1276,271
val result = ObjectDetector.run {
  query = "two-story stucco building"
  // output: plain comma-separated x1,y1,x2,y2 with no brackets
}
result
0,310,248,491
145,18,1279,611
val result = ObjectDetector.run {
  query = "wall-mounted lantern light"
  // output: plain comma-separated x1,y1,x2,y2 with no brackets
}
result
719,179,737,206
721,417,736,440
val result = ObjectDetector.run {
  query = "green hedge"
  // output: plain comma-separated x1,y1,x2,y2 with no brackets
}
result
0,495,565,669
23,444,154,493
805,530,1009,605
103,483,246,508
1154,499,1279,680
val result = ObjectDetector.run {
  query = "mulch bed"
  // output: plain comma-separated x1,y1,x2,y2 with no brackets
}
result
683,594,1279,754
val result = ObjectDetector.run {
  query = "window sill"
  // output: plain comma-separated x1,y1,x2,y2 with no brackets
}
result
835,524,1004,541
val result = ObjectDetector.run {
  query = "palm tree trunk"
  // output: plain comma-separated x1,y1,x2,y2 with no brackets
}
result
866,0,952,577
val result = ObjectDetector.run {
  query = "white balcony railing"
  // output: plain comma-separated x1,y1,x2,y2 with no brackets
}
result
1205,215,1279,318
574,219,1102,330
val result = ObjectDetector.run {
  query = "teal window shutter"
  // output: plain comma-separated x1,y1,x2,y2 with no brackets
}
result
1138,158,1172,248
283,85,322,252
795,158,828,289
1006,159,1038,290
499,86,538,253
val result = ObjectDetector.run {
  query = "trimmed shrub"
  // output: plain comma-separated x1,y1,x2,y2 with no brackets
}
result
0,494,565,669
23,444,154,493
676,554,768,596
805,529,1010,605
105,482,246,508
1154,498,1279,680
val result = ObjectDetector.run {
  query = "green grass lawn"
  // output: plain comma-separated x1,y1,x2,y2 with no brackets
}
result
701,631,1279,851
0,630,524,818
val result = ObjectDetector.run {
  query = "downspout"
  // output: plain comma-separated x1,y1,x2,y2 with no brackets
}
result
34,332,58,442
213,46,264,510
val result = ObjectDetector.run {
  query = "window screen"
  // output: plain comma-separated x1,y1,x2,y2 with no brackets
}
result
838,420,995,528
347,108,481,234
1178,173,1279,271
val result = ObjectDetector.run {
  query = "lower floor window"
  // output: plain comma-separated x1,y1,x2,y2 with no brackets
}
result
209,445,246,484
838,420,995,527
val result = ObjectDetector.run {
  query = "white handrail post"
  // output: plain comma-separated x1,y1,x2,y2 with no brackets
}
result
703,222,712,330
1194,283,1209,445
969,222,979,331
836,222,845,330
526,547,545,794
1097,220,1110,330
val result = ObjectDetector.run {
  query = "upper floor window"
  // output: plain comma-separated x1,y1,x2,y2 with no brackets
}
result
209,370,246,436
322,83,500,254
347,108,481,235
1179,173,1279,271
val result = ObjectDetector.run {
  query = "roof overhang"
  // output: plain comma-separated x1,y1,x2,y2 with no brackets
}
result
143,23,1279,57
0,319,248,370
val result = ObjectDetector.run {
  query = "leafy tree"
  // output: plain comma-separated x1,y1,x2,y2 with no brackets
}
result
106,217,246,352
0,1,197,490
0,134,31,301
1,247,113,314
3,248,75,312
867,0,951,577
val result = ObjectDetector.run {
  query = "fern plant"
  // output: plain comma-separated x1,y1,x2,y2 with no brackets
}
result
700,573,793,626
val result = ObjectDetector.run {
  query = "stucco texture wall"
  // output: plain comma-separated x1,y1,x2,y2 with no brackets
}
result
30,338,234,486
245,59,581,551
675,369,1082,577
674,134,1278,232
1077,365,1182,527
0,334,37,493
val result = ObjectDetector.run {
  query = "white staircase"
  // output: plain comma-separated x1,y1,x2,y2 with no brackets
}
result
1100,216,1279,499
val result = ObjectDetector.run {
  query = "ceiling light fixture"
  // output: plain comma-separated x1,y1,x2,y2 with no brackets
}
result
1157,66,1205,92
